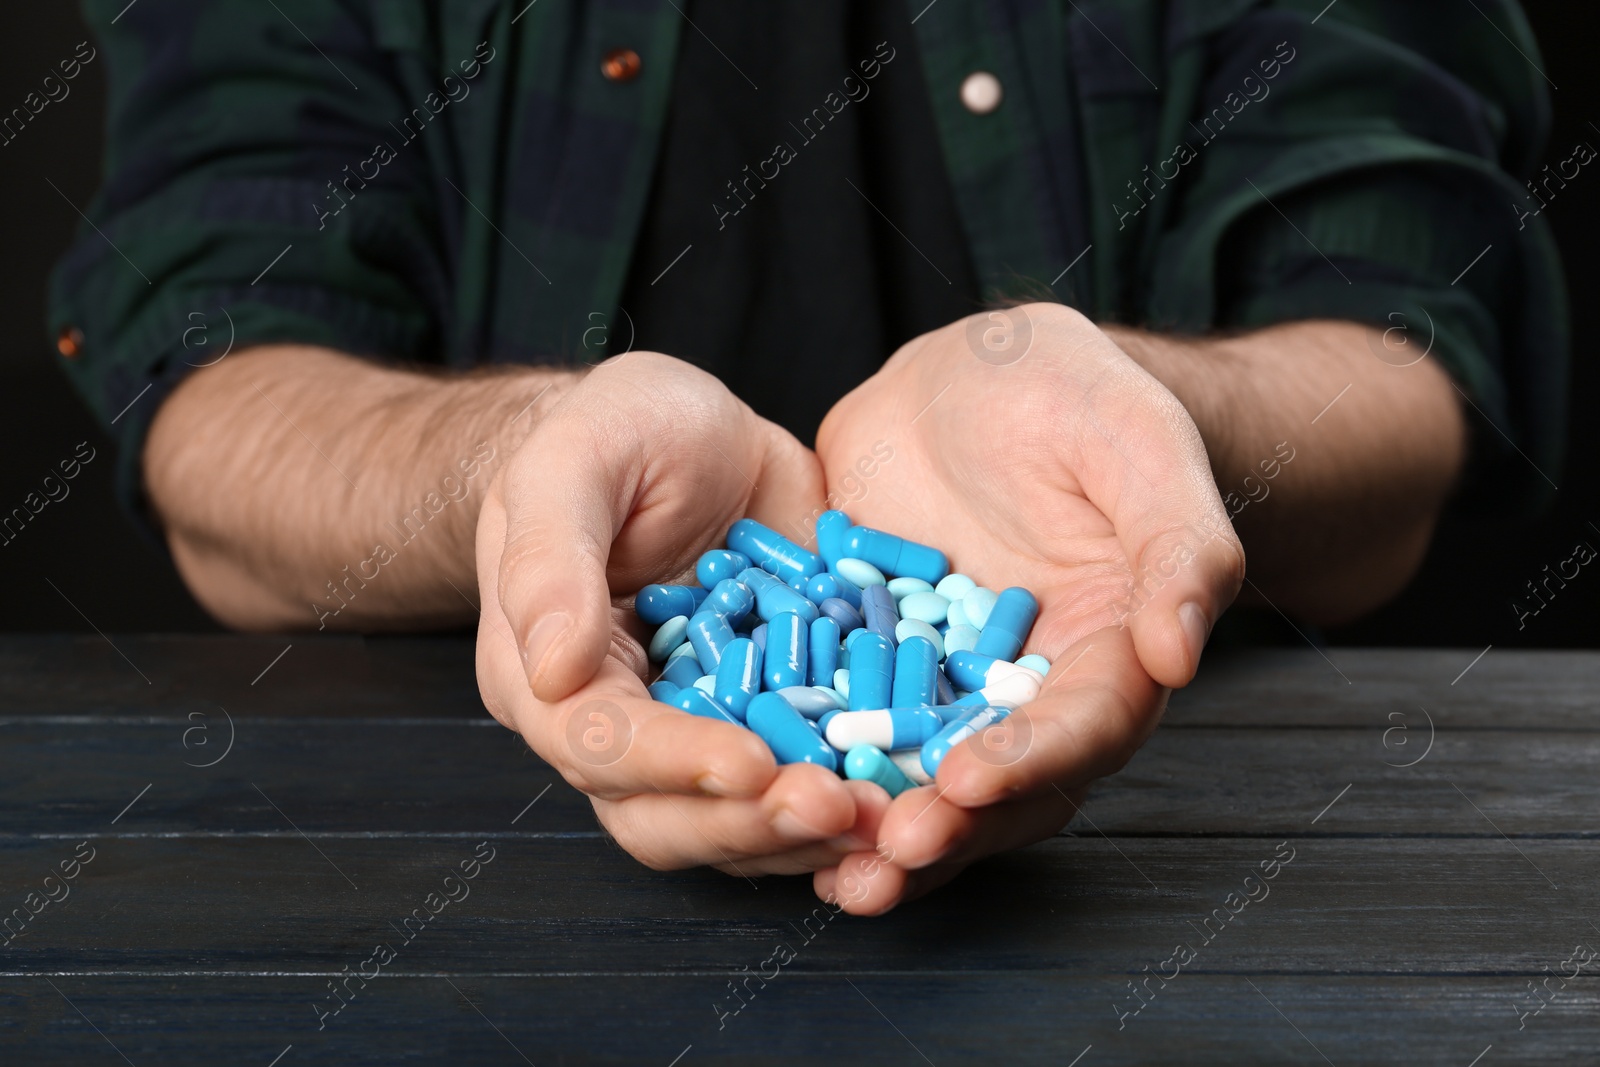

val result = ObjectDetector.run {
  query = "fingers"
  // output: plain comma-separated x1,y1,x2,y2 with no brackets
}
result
490,401,636,703
1040,311,1244,688
484,642,779,800
936,627,1164,808
817,854,968,916
875,783,1083,872
593,763,857,871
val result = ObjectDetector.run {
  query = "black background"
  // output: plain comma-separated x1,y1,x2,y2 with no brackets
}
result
1,3,1593,646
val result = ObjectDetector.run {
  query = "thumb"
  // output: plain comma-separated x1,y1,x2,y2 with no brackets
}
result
495,407,634,703
1075,368,1245,689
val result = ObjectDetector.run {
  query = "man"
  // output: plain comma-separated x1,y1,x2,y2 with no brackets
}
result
50,1,1565,914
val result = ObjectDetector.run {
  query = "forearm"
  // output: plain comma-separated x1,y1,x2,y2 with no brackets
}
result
1102,320,1466,623
144,345,576,630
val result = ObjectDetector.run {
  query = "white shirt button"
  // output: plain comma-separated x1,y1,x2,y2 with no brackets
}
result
960,71,1003,114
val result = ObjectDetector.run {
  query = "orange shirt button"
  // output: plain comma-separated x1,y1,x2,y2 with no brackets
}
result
601,48,642,83
57,325,84,360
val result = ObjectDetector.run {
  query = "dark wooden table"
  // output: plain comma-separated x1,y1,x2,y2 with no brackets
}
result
2,635,1596,1065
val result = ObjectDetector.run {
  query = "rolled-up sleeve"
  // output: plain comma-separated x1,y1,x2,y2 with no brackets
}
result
48,0,451,522
1143,2,1567,514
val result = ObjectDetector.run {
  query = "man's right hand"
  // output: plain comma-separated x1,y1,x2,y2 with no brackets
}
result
474,353,884,874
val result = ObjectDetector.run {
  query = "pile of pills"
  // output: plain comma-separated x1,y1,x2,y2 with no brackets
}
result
636,511,1049,797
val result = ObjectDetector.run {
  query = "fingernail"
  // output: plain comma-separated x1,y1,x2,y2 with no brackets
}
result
695,772,741,798
523,611,572,685
772,806,829,841
1178,602,1210,666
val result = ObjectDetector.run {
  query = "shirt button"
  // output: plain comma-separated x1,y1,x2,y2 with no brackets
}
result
56,325,84,359
601,48,642,83
960,71,1003,114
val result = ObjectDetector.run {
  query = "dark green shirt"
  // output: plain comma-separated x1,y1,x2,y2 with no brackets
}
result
49,0,1568,521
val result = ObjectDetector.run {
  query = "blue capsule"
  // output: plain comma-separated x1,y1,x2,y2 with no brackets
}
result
747,692,837,770
739,568,820,625
635,584,709,626
686,610,736,671
805,571,863,609
973,587,1040,662
674,685,744,726
891,636,939,708
727,519,824,584
843,745,917,798
818,596,864,634
696,549,752,588
846,632,894,711
807,616,841,687
815,510,853,568
704,578,755,624
861,584,901,648
648,680,681,702
713,638,762,720
842,525,949,585
921,704,1013,777
763,612,808,691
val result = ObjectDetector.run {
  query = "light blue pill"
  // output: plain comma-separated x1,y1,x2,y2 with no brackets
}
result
962,587,999,630
812,685,848,710
834,557,886,588
935,573,977,601
748,692,837,770
844,745,917,798
648,615,689,662
836,645,850,670
943,624,981,656
886,577,934,601
894,619,944,659
697,550,751,588
898,591,950,626
1016,654,1053,675
833,668,851,701
775,686,838,719
946,599,970,630
693,674,717,694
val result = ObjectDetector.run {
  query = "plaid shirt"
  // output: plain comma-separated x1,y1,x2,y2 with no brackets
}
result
50,0,1567,518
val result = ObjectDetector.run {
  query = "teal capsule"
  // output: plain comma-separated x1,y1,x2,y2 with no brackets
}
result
844,745,917,798
662,646,703,689
891,636,939,708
